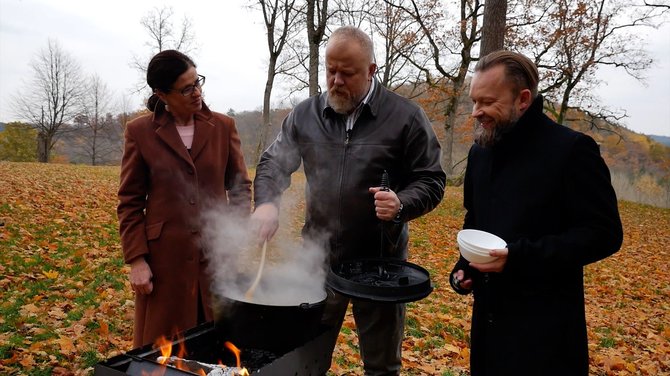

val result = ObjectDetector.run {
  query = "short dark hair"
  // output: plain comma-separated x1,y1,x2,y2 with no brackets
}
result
146,50,196,111
475,50,539,98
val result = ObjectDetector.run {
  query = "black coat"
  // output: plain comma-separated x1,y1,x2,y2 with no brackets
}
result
450,96,623,376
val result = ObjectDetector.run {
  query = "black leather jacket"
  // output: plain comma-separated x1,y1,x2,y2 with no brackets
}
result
254,80,446,263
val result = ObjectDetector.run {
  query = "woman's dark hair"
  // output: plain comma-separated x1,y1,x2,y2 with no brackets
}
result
145,50,196,112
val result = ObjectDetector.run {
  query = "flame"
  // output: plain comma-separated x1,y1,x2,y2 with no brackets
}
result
224,341,250,376
155,335,173,364
149,336,249,376
224,341,242,367
174,334,187,370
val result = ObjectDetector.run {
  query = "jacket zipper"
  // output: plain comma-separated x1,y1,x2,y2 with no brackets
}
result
337,127,351,256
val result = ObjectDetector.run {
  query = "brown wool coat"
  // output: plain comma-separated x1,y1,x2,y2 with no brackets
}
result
117,104,251,348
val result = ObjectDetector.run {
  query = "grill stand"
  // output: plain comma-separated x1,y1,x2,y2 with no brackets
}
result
94,321,337,376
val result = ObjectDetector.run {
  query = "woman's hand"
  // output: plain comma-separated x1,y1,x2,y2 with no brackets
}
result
129,257,153,295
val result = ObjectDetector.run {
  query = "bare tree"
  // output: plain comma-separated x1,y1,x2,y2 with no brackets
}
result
330,0,424,89
376,5,414,88
276,0,425,99
75,74,119,165
644,0,670,11
254,0,303,162
306,0,330,96
130,6,198,92
11,39,84,162
510,0,659,125
364,0,427,89
332,0,370,26
141,6,196,53
389,0,482,176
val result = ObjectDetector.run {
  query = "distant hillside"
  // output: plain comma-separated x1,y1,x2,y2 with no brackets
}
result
233,96,669,208
650,135,670,147
2,95,666,207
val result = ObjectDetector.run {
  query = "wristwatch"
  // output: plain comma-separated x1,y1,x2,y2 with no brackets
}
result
395,202,404,221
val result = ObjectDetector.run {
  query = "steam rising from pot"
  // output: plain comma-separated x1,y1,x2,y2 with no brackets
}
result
201,205,327,306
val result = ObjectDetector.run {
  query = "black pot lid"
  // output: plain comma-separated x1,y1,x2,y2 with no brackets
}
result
326,258,433,303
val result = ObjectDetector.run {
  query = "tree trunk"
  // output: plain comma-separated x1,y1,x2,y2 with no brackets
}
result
308,41,320,96
441,0,478,178
256,58,278,163
479,0,507,57
92,127,98,166
306,0,328,97
37,132,49,163
442,93,459,176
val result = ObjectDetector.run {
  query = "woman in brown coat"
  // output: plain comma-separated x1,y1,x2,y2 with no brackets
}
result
117,50,252,348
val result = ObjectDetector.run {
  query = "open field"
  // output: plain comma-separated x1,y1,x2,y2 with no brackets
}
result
0,161,668,375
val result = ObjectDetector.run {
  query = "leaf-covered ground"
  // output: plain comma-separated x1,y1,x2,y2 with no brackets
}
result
0,162,668,375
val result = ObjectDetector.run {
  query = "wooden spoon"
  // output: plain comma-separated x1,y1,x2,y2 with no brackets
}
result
244,239,267,300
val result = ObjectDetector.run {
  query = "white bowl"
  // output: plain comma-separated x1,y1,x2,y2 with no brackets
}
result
458,241,498,263
457,229,506,250
456,230,506,264
456,238,490,255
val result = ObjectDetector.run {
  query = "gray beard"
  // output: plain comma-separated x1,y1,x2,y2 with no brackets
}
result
474,114,519,148
327,90,362,115
328,97,354,114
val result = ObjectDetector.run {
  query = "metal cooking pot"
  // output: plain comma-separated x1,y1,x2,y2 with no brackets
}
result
212,291,327,354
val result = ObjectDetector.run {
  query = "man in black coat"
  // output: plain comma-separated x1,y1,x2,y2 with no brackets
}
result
450,50,623,376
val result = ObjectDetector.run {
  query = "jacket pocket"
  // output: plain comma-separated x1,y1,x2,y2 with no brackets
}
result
145,221,164,241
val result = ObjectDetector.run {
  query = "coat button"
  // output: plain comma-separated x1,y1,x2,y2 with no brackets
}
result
190,227,198,234
189,198,196,205
187,168,194,174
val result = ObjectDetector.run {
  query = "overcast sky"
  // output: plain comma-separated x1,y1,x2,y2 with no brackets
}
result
1,0,669,137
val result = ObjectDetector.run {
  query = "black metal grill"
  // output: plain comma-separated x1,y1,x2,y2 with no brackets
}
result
94,321,337,376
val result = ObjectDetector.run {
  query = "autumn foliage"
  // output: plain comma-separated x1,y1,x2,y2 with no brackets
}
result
0,162,668,375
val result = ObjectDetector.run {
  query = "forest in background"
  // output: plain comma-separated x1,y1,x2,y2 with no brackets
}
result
1,87,669,209
1,1,668,207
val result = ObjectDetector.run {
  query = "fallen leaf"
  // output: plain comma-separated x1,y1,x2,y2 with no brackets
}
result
444,343,461,354
58,336,76,356
0,351,18,365
20,303,40,315
42,270,59,279
604,356,626,371
18,354,35,368
98,321,109,338
49,307,67,320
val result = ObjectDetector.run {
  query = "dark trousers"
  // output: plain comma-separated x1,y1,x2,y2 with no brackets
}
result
321,291,405,376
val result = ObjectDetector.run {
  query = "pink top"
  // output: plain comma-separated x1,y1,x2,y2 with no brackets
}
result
176,124,195,150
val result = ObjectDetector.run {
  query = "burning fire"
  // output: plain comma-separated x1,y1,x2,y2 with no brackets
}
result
224,342,243,369
150,335,249,376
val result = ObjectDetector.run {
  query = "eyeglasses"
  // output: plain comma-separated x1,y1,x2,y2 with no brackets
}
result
173,75,205,96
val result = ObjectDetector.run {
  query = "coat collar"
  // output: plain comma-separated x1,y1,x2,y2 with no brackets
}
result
497,94,545,143
153,103,215,164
